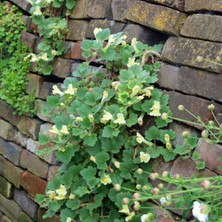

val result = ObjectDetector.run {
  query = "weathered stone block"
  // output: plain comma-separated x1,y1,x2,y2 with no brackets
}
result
162,37,222,74
86,19,125,39
9,0,31,12
66,20,88,41
21,31,37,50
0,155,23,188
158,64,222,102
1,215,12,222
18,117,42,140
38,82,54,100
14,189,38,220
171,157,217,178
53,58,73,78
0,193,22,222
35,99,52,122
13,132,28,148
63,41,73,59
185,0,222,13
47,165,59,181
122,24,165,45
0,175,13,199
111,0,135,22
126,1,187,36
0,119,16,141
147,0,185,11
18,212,34,222
71,41,84,60
87,0,112,18
69,0,89,19
0,138,22,165
168,91,222,127
0,100,21,126
20,150,49,178
26,74,46,98
20,171,47,199
181,14,222,42
195,139,222,174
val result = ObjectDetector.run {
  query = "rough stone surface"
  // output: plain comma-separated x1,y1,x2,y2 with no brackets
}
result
195,139,222,174
0,155,23,188
14,189,38,220
21,31,37,50
69,0,89,19
0,100,21,126
35,99,52,122
1,215,12,222
181,14,222,42
0,120,16,141
66,20,88,41
18,212,34,222
47,165,59,181
0,175,13,199
86,19,125,39
146,0,185,11
158,64,222,102
185,0,222,13
13,132,28,148
71,41,84,60
87,0,112,18
20,171,47,198
18,117,42,140
20,149,49,178
26,138,39,153
122,24,166,45
111,0,135,22
9,0,31,12
126,1,187,36
26,74,46,98
171,157,217,178
38,82,54,100
53,58,73,78
162,37,222,74
0,193,22,222
0,138,22,165
168,91,222,127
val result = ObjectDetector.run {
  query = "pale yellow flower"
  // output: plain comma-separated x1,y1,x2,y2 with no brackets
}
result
69,193,75,200
114,161,120,169
49,125,60,135
40,53,49,61
55,185,67,200
76,117,83,122
131,38,139,53
90,155,96,163
88,114,94,122
101,174,112,185
114,113,126,125
30,53,39,62
66,217,72,222
119,205,130,214
138,114,144,126
33,6,42,15
125,212,135,221
64,84,76,95
130,85,140,97
111,81,120,91
52,85,64,96
136,132,146,144
140,152,150,163
101,110,113,124
47,190,56,200
51,50,57,56
143,86,154,97
94,27,103,36
60,125,69,135
127,58,139,68
150,100,161,117
101,90,108,102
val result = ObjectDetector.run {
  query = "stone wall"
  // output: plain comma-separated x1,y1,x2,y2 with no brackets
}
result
0,0,222,221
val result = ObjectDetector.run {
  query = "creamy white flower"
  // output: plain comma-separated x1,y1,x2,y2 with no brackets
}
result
101,90,108,102
40,53,49,61
159,197,167,206
131,85,140,97
66,217,72,222
64,84,76,95
114,113,126,125
60,125,69,135
49,125,60,135
88,114,94,122
140,152,150,163
94,27,102,36
33,6,42,15
119,205,130,214
141,214,148,222
52,85,64,96
127,58,139,68
69,193,75,200
131,38,139,53
55,185,67,200
90,155,96,163
51,49,57,56
192,201,209,222
101,110,113,124
30,53,39,62
138,114,144,126
125,211,135,221
101,174,112,185
136,133,145,144
150,100,161,117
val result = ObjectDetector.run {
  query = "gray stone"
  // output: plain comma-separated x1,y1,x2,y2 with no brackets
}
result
162,37,222,74
53,58,73,78
147,0,185,11
38,82,54,100
35,99,52,122
0,119,16,141
158,64,222,102
0,175,13,199
9,0,31,12
14,189,38,220
181,14,222,42
87,0,112,18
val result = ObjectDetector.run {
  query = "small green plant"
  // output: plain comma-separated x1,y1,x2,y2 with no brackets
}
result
37,28,178,222
0,2,35,116
26,0,76,75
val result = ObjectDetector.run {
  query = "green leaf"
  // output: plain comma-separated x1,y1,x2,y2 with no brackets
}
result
174,145,189,155
102,125,119,138
126,113,138,127
162,149,176,162
185,137,198,149
66,199,80,210
192,151,201,160
60,208,76,222
196,161,206,170
46,96,60,109
84,133,97,146
66,0,76,10
39,134,50,145
96,28,110,40
80,166,99,189
95,151,109,170
145,126,161,141
56,146,76,164
86,193,106,211
38,41,51,51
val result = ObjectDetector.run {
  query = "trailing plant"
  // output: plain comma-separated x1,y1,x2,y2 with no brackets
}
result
0,2,35,116
36,28,182,222
26,0,76,75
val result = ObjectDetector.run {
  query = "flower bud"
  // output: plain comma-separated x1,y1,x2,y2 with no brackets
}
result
216,56,221,62
151,187,160,195
208,104,215,111
196,56,203,63
114,161,120,169
162,171,169,177
149,173,159,180
182,131,189,138
178,105,185,111
133,201,141,211
142,185,148,190
173,174,180,180
161,112,168,120
122,197,130,205
136,168,143,174
114,184,121,191
133,192,141,199
209,120,214,125
201,130,208,139
136,184,142,190
158,183,164,189
201,180,211,189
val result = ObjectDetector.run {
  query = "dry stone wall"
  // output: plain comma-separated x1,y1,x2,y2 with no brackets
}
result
0,0,222,221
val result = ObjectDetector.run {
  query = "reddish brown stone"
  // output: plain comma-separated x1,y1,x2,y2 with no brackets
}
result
87,0,112,18
53,58,73,78
21,31,38,50
47,166,59,181
20,171,47,198
195,139,222,174
71,41,84,60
